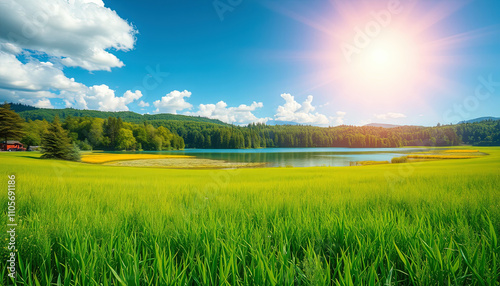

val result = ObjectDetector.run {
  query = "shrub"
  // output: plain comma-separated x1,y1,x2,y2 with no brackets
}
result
391,156,408,163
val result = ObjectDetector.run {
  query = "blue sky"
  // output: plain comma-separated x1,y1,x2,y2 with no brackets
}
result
0,0,499,126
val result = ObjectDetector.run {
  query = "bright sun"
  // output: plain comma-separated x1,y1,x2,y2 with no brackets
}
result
349,33,418,88
336,29,422,102
371,46,390,66
276,0,478,106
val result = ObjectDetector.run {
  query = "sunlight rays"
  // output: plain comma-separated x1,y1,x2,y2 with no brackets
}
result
262,0,495,109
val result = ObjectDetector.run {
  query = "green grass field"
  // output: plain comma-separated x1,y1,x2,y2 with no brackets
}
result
1,147,499,285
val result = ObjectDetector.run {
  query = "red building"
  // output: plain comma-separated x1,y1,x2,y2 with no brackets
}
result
1,141,26,151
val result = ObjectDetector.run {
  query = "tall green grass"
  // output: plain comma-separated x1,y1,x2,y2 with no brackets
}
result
1,148,499,285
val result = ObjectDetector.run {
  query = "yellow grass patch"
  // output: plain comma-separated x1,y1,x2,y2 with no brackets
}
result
81,153,192,164
444,150,479,153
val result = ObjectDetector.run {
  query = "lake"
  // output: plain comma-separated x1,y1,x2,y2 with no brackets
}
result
148,147,424,167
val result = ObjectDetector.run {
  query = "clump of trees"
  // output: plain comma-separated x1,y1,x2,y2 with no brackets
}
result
20,116,185,152
0,103,25,150
41,117,80,161
54,116,184,151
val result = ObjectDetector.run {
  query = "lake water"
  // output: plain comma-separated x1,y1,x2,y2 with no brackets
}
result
151,147,424,167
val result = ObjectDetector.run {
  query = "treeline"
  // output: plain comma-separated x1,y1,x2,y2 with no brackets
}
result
455,120,500,146
20,116,500,151
156,122,464,149
22,116,185,151
150,120,499,149
11,103,500,150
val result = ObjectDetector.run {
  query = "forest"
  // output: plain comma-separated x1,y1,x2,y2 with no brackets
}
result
158,120,500,149
21,116,185,151
7,103,500,151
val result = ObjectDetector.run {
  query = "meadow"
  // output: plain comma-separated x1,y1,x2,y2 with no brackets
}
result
0,147,499,285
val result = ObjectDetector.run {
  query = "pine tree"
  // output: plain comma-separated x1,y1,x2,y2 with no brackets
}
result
41,116,80,161
0,103,25,150
66,143,81,161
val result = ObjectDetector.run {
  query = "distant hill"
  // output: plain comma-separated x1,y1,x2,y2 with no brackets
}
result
364,123,401,128
6,103,229,126
459,117,500,124
6,102,39,112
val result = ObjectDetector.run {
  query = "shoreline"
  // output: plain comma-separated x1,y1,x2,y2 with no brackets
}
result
80,147,489,169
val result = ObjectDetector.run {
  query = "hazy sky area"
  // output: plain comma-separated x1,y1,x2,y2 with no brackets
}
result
0,0,499,126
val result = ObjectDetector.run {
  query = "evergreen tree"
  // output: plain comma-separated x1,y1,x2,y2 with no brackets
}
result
67,143,82,161
41,116,80,161
0,103,25,150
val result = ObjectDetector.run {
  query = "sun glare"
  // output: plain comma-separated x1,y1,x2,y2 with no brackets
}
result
348,32,419,89
370,46,390,65
270,0,484,107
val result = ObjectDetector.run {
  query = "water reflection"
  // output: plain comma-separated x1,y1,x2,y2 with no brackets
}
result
148,148,423,167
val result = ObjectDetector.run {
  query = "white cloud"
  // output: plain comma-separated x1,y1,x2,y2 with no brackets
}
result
187,101,270,125
0,0,137,71
0,43,22,55
33,98,54,109
90,84,142,111
318,102,330,108
123,90,143,103
138,100,150,107
0,51,85,92
17,96,56,108
374,112,407,120
275,93,330,125
1,89,58,104
153,90,193,114
73,86,142,111
331,111,346,126
0,52,143,111
0,1,141,112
